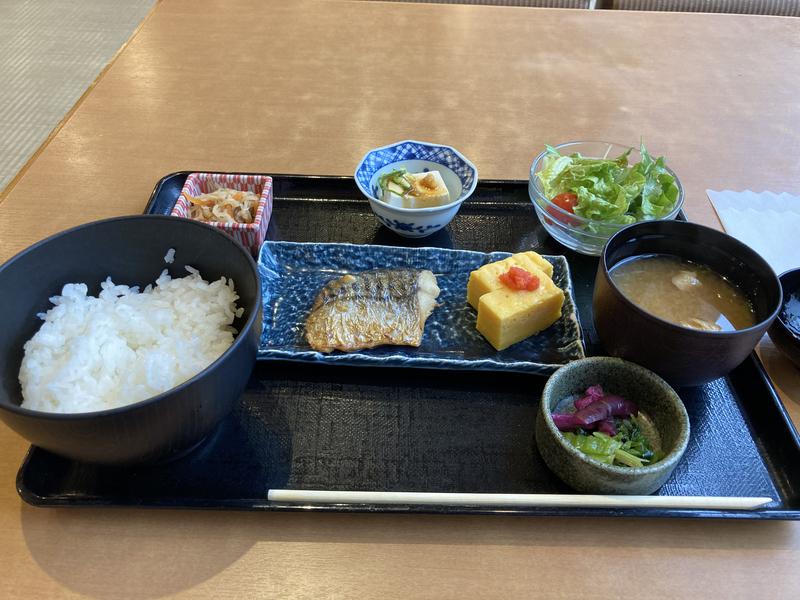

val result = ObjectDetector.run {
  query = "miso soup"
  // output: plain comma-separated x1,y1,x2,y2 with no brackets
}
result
610,254,756,332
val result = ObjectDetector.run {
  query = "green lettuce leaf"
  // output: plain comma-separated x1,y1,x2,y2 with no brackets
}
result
627,143,680,219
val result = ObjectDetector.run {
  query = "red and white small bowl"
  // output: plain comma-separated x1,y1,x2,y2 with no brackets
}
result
171,172,273,255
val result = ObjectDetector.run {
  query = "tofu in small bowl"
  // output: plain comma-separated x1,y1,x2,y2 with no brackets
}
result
355,140,478,238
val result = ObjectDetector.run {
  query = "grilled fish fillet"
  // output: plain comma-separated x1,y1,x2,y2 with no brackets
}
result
305,269,440,353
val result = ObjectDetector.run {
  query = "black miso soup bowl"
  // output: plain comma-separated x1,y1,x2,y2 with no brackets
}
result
0,215,262,465
767,267,800,369
593,221,782,387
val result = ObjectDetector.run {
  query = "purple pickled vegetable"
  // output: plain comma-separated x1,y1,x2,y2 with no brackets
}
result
602,394,638,417
573,385,605,410
574,395,638,427
597,419,617,436
574,401,613,426
552,413,583,431
553,385,638,432
575,395,599,411
586,384,604,398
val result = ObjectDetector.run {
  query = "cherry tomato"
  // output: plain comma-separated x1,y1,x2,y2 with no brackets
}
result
545,192,580,226
499,266,540,291
552,192,578,213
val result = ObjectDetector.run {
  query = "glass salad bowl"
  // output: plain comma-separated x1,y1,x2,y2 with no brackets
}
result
528,141,684,256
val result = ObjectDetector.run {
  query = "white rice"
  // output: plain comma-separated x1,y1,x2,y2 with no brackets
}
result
164,247,175,264
19,267,243,414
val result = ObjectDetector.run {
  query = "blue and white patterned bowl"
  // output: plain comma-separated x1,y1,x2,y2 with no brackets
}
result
354,140,478,238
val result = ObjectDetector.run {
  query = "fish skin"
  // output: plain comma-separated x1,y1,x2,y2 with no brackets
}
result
305,269,439,353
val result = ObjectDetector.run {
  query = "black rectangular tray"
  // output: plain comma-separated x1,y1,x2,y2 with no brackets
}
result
17,173,800,519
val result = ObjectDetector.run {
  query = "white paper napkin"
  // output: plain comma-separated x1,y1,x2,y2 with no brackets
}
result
706,190,800,277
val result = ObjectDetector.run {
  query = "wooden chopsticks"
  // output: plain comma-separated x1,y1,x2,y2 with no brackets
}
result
267,490,773,511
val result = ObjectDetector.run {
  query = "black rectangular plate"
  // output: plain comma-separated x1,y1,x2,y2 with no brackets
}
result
16,173,800,519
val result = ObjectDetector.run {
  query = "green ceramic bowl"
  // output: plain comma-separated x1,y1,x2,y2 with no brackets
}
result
535,357,690,495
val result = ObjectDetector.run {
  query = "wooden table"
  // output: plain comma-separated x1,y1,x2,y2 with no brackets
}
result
1,1,799,597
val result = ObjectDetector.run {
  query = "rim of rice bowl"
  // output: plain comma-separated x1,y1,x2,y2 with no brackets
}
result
0,215,260,420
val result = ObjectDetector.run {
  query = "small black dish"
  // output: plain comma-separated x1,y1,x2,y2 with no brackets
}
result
768,267,800,369
593,221,782,387
0,215,262,465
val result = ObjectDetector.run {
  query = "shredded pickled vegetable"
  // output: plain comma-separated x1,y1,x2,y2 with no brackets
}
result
185,187,259,224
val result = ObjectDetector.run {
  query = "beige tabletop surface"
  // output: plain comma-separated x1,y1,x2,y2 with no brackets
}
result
1,1,800,598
